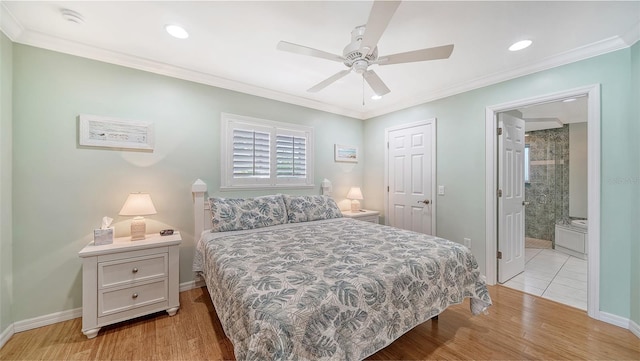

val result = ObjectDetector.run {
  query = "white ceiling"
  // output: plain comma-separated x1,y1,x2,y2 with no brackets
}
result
2,1,639,119
519,96,588,132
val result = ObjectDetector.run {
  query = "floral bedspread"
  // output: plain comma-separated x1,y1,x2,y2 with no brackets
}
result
194,218,491,361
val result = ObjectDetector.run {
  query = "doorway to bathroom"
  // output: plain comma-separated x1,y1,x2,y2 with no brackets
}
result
501,97,589,310
484,84,601,319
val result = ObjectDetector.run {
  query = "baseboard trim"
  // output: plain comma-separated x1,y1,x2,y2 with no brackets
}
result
597,310,630,330
13,307,82,333
629,319,640,339
6,282,635,342
7,280,204,337
179,278,205,293
0,323,14,349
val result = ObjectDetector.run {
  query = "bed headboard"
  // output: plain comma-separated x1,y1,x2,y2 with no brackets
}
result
192,179,211,240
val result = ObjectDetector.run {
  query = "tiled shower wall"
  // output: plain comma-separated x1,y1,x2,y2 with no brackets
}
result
525,125,570,243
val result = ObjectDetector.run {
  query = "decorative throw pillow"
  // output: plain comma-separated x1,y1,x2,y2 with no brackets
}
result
209,195,287,232
282,194,343,223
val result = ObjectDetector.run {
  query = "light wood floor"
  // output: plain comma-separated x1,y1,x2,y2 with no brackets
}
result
1,285,638,360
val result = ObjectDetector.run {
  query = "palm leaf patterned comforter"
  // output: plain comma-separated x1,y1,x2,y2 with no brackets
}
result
194,217,491,361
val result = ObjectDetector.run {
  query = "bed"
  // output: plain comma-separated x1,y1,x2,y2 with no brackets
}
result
192,180,491,361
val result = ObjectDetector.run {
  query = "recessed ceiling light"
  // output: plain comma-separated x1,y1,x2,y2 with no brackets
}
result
371,94,383,100
165,24,189,39
509,40,532,52
563,98,577,103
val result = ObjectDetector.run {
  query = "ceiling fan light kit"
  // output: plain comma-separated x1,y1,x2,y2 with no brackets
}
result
276,0,454,100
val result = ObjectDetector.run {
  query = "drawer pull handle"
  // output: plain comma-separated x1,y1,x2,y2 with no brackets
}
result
132,267,139,273
132,293,138,299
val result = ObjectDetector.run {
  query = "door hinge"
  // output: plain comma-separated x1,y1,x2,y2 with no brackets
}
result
497,127,503,136
497,189,503,197
387,141,389,148
387,186,390,192
497,251,503,259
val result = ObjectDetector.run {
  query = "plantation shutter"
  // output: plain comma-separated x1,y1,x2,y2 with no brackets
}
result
276,135,306,178
222,113,314,189
232,129,270,178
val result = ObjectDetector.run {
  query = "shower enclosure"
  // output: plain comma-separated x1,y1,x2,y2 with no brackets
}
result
524,125,570,247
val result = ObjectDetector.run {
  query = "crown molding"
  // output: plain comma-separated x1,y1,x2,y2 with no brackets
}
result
7,27,364,119
0,2,23,41
621,21,640,47
363,32,638,119
3,12,638,121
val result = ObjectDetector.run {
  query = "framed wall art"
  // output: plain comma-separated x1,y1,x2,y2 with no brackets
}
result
334,144,358,163
79,114,154,150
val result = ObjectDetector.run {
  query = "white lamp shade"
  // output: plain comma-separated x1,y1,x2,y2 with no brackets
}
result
346,187,363,200
119,193,157,216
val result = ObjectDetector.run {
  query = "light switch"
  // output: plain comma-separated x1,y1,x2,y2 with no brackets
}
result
438,185,445,195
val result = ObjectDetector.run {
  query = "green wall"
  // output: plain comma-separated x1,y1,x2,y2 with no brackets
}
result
363,48,638,318
631,41,640,328
11,44,363,321
4,38,640,328
0,32,13,335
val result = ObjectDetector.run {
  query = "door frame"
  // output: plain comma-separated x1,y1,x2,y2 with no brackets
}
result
484,84,600,319
384,119,437,235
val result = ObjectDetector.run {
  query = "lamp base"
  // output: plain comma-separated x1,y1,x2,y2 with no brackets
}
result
350,200,361,212
130,216,146,241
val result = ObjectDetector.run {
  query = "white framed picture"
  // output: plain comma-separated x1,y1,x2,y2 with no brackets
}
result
79,114,154,150
335,144,358,163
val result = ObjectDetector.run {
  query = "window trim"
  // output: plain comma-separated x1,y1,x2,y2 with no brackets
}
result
220,113,314,190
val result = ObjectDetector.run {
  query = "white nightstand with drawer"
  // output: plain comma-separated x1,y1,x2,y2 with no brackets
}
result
341,209,380,224
78,232,181,339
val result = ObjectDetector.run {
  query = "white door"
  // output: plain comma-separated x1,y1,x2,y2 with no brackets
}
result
498,113,526,283
386,120,436,235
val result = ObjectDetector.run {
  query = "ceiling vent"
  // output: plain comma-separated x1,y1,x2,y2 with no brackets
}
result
60,9,84,24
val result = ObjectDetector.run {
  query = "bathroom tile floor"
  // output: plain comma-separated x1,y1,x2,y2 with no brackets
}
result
502,248,587,310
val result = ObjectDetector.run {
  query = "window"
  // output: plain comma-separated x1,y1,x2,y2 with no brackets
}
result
276,134,307,177
221,113,314,189
232,129,270,179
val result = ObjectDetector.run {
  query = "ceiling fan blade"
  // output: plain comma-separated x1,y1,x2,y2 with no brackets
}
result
277,41,344,63
376,44,454,66
359,0,401,56
308,69,352,93
363,69,390,96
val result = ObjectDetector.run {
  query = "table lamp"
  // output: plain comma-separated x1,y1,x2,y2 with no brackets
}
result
346,187,363,212
119,192,157,241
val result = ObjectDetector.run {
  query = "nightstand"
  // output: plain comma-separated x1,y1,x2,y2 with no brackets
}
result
78,232,182,339
341,209,380,224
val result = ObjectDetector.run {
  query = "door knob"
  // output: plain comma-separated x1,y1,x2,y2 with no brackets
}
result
522,201,530,206
417,200,431,205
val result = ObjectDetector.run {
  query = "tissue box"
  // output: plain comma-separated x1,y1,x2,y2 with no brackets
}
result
94,227,114,245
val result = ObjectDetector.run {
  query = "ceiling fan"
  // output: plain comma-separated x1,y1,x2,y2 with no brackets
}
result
276,0,454,97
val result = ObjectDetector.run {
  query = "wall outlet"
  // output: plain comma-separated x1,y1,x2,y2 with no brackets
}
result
464,237,471,248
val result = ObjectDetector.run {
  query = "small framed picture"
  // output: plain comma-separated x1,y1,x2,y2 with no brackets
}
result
335,144,358,163
79,114,154,151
